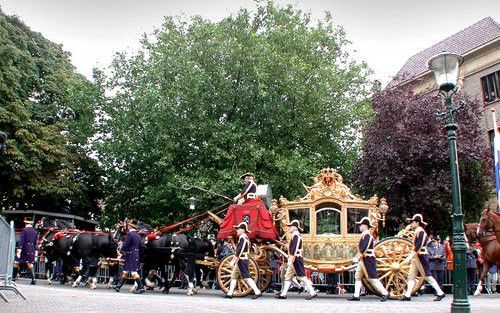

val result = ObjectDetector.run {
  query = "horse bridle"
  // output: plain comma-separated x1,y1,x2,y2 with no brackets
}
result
478,209,500,238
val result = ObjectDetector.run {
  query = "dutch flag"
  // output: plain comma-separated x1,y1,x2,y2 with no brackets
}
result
491,108,500,211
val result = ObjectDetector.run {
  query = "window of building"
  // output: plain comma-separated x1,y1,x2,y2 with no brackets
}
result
481,71,500,104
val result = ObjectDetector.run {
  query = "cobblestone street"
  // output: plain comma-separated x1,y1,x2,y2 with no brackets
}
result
1,280,499,313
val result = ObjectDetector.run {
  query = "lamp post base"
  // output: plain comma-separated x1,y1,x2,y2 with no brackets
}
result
451,300,471,313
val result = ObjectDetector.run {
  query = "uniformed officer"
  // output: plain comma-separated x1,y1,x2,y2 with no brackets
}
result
225,222,262,299
276,220,317,300
233,173,257,204
113,219,145,294
347,217,389,301
16,217,38,285
401,214,445,301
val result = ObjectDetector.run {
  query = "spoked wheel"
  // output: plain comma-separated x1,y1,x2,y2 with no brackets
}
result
217,254,260,297
257,265,273,292
363,237,424,299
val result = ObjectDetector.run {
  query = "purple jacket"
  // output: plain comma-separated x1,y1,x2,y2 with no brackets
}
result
121,230,141,272
18,226,38,264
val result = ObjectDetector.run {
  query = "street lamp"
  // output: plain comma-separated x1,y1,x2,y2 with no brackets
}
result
428,51,470,313
188,197,196,211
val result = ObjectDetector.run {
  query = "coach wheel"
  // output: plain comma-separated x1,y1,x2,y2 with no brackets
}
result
364,237,425,299
257,264,273,292
217,254,260,297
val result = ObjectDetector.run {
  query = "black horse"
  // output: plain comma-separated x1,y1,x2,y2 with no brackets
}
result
115,221,214,295
40,229,118,289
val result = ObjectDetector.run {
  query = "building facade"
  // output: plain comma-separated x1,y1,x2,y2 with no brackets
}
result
389,17,500,146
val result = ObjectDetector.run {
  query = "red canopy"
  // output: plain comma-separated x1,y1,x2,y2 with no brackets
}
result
217,199,278,240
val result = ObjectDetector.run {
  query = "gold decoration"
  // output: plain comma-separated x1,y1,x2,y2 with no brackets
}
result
301,167,361,201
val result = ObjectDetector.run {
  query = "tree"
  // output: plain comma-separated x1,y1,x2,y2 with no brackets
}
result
0,9,102,218
94,2,373,226
353,83,491,235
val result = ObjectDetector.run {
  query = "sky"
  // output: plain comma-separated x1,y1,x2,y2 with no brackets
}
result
1,0,499,86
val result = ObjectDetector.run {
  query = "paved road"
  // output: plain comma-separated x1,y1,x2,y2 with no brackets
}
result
1,280,499,313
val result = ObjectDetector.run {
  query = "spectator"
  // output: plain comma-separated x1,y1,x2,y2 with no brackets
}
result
444,236,453,271
466,244,479,295
428,238,446,288
486,264,497,294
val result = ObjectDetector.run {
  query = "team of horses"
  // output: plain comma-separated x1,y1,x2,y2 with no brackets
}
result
29,219,214,295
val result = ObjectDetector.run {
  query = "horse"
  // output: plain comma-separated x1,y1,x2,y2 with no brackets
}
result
473,208,500,296
40,229,118,289
114,221,214,295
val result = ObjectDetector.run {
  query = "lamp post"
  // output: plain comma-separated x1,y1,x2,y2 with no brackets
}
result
188,197,196,211
428,51,470,313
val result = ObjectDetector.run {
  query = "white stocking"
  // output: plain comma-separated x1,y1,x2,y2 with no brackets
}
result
280,281,292,296
369,279,388,296
405,279,416,298
245,278,261,295
227,279,237,296
354,280,363,297
426,276,444,296
299,277,316,296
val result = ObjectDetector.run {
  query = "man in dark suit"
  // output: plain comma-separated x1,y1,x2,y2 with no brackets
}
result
17,217,38,285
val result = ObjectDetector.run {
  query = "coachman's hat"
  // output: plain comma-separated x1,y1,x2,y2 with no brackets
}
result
406,214,428,226
127,219,139,229
23,217,34,224
239,172,255,180
286,219,304,232
355,217,372,228
234,221,251,233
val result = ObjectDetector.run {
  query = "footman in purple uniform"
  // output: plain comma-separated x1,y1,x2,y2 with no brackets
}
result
17,217,38,285
113,219,145,294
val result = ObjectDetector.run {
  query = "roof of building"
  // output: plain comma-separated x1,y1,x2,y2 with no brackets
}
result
389,17,500,87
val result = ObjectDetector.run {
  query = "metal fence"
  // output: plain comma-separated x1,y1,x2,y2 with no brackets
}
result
0,217,26,302
32,257,457,293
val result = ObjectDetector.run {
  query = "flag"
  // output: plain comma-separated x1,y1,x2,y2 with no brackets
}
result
491,108,500,212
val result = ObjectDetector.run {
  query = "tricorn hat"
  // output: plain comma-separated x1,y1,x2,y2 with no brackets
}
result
406,214,428,226
127,219,139,229
355,217,372,228
286,219,304,232
23,217,33,224
239,172,255,180
234,221,251,233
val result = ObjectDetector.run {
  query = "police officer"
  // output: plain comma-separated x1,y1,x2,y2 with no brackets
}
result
113,219,145,294
233,173,257,204
17,217,38,285
276,220,317,300
348,217,389,301
401,214,445,301
225,222,262,299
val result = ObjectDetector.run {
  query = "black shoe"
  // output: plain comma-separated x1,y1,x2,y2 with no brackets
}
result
298,287,304,294
134,287,146,294
400,295,411,301
252,293,262,299
30,280,36,285
275,294,287,299
347,296,360,301
113,286,121,292
306,293,317,300
434,294,445,301
380,295,389,302
224,294,233,299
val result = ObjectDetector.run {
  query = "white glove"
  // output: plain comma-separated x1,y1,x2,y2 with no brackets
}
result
233,196,239,203
16,249,21,259
287,259,293,267
352,257,359,263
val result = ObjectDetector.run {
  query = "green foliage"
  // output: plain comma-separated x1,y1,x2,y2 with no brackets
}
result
95,2,373,227
0,9,102,217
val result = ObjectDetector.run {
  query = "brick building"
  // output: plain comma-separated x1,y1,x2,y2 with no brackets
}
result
389,17,500,147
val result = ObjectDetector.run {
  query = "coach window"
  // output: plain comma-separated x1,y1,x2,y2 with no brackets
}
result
315,202,341,235
347,208,369,234
288,208,310,234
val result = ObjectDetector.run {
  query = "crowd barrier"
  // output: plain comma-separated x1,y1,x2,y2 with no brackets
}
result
30,257,462,292
0,217,26,302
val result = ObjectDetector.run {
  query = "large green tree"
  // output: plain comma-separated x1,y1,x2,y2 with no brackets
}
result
0,9,102,218
95,2,373,226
